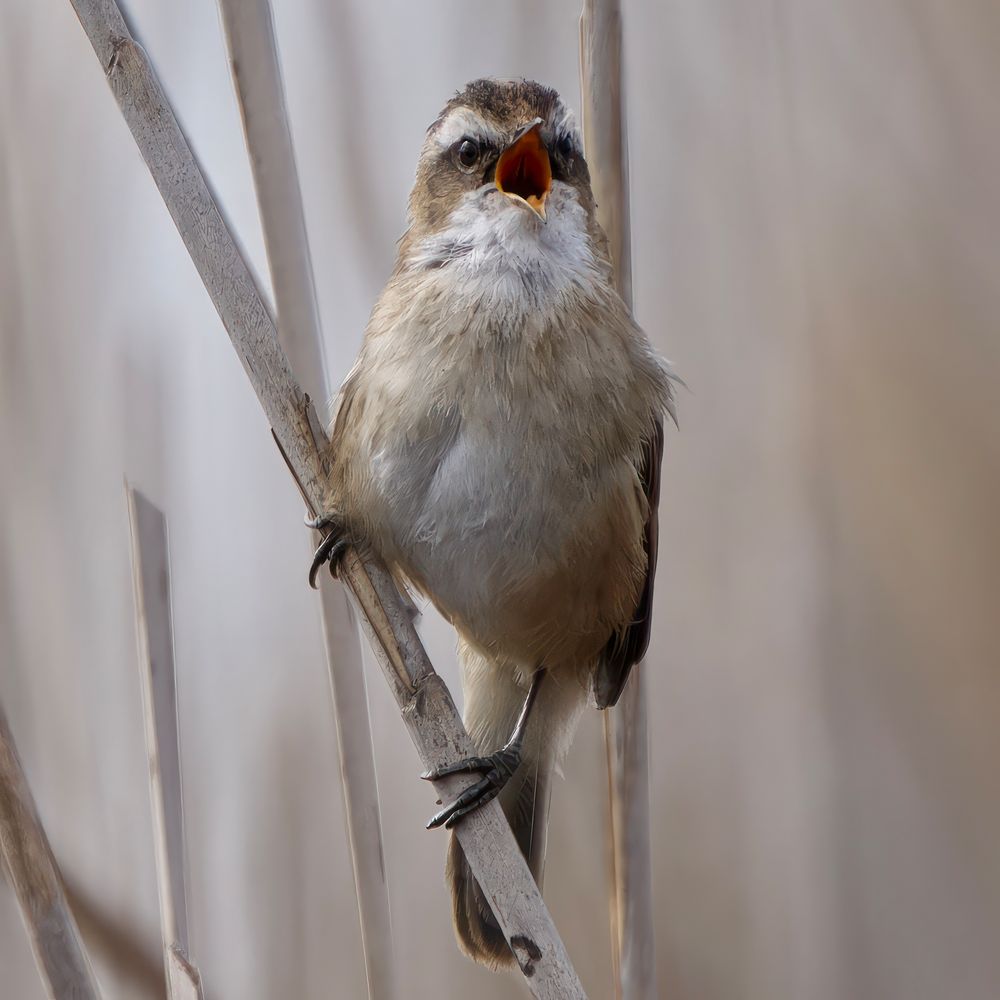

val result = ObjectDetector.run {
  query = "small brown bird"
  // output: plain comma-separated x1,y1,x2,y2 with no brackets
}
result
310,79,676,969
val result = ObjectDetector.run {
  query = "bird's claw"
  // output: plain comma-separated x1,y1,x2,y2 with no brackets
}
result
304,511,339,531
307,512,350,588
422,745,522,830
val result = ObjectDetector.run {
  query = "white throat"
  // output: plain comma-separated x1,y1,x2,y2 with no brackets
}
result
408,183,600,313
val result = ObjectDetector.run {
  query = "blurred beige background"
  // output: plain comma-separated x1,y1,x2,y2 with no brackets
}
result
2,1,999,998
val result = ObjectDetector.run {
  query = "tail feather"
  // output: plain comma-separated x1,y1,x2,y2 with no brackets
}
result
446,760,551,969
446,642,585,969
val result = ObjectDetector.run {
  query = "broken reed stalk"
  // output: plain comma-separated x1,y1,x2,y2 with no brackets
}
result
215,4,394,997
0,705,102,999
126,487,205,1000
580,2,660,998
67,2,586,995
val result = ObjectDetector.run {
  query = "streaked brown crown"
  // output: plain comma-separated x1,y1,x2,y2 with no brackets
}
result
406,78,594,235
434,79,563,135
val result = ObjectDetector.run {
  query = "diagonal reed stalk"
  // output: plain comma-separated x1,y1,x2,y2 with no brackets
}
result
67,2,587,996
0,706,102,999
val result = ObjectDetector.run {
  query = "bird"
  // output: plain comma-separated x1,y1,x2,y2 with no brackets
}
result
309,78,676,969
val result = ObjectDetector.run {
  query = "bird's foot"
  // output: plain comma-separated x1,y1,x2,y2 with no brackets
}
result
306,511,351,587
421,744,522,830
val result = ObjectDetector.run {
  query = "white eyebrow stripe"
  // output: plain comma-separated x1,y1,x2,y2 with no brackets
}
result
433,108,506,150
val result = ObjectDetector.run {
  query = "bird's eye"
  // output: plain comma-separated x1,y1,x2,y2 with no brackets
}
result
557,134,575,160
455,138,480,170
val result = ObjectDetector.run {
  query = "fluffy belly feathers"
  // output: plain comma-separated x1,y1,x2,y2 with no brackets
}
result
355,377,647,671
331,246,664,673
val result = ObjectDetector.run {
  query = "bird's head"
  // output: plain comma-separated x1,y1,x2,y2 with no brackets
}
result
402,79,604,270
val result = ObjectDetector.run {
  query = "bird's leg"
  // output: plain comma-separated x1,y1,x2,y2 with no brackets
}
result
423,667,547,830
306,511,351,587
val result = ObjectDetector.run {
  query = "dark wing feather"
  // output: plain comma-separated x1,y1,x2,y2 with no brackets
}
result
593,418,664,709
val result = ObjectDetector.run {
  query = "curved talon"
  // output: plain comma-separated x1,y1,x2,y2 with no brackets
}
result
306,511,351,588
420,755,495,781
309,532,349,588
424,745,521,829
443,784,505,828
428,775,505,830
305,511,340,530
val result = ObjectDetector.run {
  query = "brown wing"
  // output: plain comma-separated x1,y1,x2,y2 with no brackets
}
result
593,418,664,709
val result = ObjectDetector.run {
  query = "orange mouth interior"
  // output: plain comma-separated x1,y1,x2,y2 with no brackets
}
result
495,127,551,215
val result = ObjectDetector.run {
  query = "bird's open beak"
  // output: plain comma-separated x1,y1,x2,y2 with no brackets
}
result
495,119,551,221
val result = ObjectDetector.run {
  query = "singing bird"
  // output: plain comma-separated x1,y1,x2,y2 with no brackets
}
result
309,79,676,968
